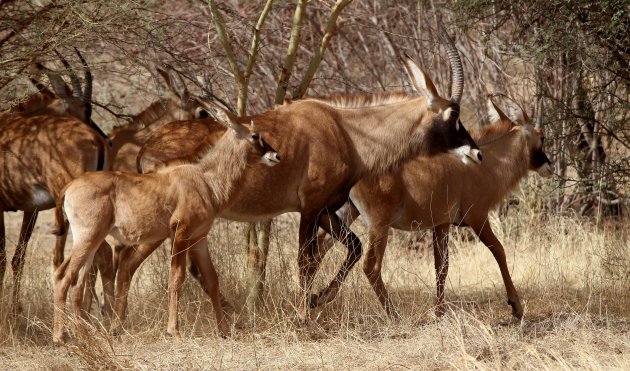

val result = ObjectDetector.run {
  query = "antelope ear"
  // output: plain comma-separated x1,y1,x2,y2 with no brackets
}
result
508,105,528,125
440,107,458,123
158,67,186,99
486,97,510,124
38,64,70,99
401,53,439,110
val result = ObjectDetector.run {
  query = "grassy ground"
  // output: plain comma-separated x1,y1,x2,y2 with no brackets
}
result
0,201,629,369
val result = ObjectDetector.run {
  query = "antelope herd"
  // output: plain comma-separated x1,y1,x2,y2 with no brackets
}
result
0,32,553,345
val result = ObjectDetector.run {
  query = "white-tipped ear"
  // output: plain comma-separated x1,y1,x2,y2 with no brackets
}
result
401,54,439,109
486,97,510,124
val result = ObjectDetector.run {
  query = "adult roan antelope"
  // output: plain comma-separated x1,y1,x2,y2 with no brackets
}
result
317,96,553,319
109,32,483,335
0,52,112,313
51,101,281,344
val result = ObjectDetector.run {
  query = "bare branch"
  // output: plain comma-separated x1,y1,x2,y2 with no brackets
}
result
273,0,308,104
293,0,354,99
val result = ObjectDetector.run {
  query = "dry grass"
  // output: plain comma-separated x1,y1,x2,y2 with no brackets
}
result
1,196,629,369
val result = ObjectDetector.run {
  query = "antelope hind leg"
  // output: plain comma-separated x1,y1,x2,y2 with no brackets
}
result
311,212,362,308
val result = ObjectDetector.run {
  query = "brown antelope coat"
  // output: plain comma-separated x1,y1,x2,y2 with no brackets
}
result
52,103,280,344
111,46,482,333
317,98,553,319
0,56,111,313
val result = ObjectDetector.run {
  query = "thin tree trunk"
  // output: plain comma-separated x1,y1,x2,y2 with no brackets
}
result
247,0,353,313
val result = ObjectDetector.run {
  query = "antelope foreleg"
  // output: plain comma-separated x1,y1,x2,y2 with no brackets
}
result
296,216,320,322
473,221,523,319
111,240,162,335
94,241,114,316
11,210,38,314
188,237,230,338
167,227,189,338
363,224,400,319
432,224,450,318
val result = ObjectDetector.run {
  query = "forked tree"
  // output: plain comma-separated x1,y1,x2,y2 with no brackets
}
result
317,97,553,319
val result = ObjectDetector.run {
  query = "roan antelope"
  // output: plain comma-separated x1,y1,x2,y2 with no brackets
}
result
52,101,281,344
67,67,217,307
0,53,112,313
317,97,553,319
109,33,483,333
108,68,213,173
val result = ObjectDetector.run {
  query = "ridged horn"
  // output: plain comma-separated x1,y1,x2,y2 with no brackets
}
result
54,49,82,98
74,48,92,105
438,21,464,105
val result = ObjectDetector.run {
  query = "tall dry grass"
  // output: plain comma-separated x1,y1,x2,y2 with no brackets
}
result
1,185,629,369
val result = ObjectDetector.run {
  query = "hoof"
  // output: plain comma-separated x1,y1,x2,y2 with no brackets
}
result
508,299,523,319
166,330,181,339
294,312,310,326
109,326,124,336
53,332,70,346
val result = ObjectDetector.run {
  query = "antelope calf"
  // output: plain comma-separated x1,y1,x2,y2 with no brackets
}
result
109,33,483,332
318,97,553,319
0,53,112,313
59,67,216,311
52,101,280,344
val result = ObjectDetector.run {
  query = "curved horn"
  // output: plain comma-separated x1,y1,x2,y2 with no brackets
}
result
438,22,464,105
74,48,92,104
197,72,214,99
54,50,82,98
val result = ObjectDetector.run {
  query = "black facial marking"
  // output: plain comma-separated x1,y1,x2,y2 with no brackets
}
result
425,102,480,156
531,147,550,168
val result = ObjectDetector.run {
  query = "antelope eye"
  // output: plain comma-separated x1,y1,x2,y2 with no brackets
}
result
252,132,260,140
198,110,209,118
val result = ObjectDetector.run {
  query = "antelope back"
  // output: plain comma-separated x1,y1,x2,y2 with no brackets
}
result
137,118,226,173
